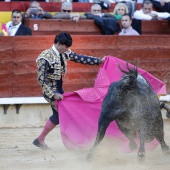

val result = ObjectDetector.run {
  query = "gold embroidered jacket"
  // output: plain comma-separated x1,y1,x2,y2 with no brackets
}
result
36,47,101,101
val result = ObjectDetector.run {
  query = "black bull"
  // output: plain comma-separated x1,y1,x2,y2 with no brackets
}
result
88,65,170,159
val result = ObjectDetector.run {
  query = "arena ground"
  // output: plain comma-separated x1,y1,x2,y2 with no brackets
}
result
0,119,170,170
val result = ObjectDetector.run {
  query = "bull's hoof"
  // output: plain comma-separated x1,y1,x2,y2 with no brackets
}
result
137,151,145,160
129,140,137,150
162,146,170,155
163,150,170,155
166,111,170,118
86,152,93,161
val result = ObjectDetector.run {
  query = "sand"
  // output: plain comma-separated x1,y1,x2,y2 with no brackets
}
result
0,119,170,170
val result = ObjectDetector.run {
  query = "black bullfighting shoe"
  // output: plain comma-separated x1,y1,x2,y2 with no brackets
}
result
32,138,49,150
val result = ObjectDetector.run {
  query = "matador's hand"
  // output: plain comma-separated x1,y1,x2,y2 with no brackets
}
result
64,49,72,56
53,93,63,101
100,56,106,64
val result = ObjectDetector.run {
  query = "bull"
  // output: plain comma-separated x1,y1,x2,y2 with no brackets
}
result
87,64,170,159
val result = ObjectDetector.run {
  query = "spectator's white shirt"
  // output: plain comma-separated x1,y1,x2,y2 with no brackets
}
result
6,21,21,36
119,26,140,35
133,9,170,20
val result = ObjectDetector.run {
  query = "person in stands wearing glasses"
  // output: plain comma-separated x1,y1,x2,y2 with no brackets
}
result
79,4,113,19
53,2,80,22
6,9,32,36
24,1,52,20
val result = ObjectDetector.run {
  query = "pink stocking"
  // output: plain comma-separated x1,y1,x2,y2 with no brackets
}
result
37,119,56,144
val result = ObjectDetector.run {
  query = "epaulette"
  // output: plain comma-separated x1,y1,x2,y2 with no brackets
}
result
36,48,55,65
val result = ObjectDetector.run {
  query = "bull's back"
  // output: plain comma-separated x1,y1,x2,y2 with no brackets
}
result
125,77,160,120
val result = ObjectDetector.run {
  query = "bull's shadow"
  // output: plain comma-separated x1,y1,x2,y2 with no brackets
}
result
87,63,170,160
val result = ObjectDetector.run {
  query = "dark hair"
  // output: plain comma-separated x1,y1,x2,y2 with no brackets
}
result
54,32,72,47
12,9,21,14
122,13,132,20
142,0,153,8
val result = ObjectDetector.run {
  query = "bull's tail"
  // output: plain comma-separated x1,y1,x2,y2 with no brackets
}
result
118,63,138,91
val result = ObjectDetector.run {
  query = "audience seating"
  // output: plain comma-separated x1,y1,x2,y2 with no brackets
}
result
0,2,115,12
24,19,170,35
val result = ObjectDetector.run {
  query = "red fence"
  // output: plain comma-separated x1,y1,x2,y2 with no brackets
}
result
24,19,170,35
0,35,170,97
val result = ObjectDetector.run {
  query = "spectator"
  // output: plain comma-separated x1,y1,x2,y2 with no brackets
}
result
115,1,137,17
24,1,52,19
119,14,140,35
152,0,170,13
53,2,80,22
133,0,170,20
113,3,129,20
79,3,113,19
6,9,32,36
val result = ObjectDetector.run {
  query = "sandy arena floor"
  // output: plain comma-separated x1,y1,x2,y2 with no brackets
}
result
0,119,170,170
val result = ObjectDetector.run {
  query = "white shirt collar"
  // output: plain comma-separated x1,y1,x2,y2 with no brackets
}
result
52,44,60,57
7,22,22,36
10,22,21,28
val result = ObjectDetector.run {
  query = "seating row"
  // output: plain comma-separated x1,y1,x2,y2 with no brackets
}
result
0,2,142,12
24,19,170,35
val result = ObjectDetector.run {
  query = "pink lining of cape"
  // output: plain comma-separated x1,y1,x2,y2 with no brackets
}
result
56,56,166,151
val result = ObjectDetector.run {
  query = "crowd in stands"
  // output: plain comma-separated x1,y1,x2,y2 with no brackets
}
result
0,0,170,36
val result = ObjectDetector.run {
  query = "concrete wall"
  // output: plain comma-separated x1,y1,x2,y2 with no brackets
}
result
0,103,169,128
0,104,51,128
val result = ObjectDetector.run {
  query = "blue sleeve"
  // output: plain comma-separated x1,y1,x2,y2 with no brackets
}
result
68,52,101,65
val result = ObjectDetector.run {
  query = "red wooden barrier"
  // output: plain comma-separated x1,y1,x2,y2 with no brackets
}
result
24,19,101,35
0,35,170,98
24,19,170,35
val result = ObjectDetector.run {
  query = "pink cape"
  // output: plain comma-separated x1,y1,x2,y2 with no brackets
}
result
56,56,166,151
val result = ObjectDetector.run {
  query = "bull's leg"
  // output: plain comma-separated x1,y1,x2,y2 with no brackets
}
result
116,120,137,150
92,109,126,148
138,132,145,159
154,117,170,154
86,118,112,159
94,120,111,146
138,122,147,159
87,109,126,160
160,102,170,118
156,135,170,154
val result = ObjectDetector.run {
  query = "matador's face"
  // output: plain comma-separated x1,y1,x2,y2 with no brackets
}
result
56,42,69,54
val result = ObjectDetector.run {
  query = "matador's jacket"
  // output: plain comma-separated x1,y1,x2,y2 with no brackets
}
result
36,45,101,111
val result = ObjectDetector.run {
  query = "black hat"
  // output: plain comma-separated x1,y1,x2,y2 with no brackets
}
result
54,32,72,47
98,0,110,10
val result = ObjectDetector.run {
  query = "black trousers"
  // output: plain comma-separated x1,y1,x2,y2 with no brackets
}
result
49,105,59,125
44,79,64,125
